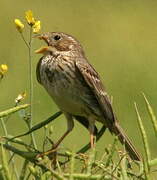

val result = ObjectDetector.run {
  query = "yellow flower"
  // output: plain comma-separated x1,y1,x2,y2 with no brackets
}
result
25,10,35,26
0,64,8,73
33,20,41,33
0,64,8,78
14,19,24,33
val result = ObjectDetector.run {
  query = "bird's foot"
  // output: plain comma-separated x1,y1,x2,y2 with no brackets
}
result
36,145,59,169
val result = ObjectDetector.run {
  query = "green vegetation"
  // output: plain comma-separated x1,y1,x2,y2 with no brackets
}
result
1,1,157,179
1,96,157,179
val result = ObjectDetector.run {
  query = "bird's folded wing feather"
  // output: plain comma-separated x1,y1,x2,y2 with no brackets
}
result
36,56,43,84
76,60,116,130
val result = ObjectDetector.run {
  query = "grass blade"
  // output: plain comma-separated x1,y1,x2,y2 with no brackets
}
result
11,111,62,139
134,102,150,179
1,146,11,180
142,93,157,139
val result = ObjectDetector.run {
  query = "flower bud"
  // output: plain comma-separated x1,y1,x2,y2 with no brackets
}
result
14,19,24,33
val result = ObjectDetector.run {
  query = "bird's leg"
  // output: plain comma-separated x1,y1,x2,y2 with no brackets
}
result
54,113,74,147
90,132,95,148
38,113,74,158
39,130,72,158
53,129,72,149
88,117,96,148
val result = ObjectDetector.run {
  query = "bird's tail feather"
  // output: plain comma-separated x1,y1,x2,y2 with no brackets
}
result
113,123,141,161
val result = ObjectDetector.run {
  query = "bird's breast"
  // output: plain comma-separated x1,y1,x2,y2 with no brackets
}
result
39,55,86,114
39,55,102,117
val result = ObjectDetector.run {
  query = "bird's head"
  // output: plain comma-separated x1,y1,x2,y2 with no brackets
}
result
35,32,84,56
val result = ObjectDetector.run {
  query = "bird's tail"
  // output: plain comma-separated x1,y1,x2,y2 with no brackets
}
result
113,123,141,161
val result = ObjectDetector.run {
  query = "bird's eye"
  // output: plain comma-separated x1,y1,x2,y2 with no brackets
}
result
53,35,61,41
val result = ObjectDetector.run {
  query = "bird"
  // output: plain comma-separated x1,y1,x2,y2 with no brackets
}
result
35,32,141,161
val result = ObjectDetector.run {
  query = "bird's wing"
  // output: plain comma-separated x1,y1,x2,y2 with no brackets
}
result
76,59,142,161
76,59,116,130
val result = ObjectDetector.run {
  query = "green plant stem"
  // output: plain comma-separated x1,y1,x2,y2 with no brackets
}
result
1,143,66,180
4,136,39,152
0,104,29,118
0,118,7,135
120,155,128,180
87,148,95,175
1,118,19,179
29,26,33,121
93,161,119,180
19,160,29,180
28,26,37,149
105,137,118,167
19,27,37,149
10,111,62,140
1,146,11,180
69,152,75,180
64,173,102,179
20,33,29,48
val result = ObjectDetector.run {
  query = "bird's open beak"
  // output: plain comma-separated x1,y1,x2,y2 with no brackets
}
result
34,34,50,54
35,46,50,54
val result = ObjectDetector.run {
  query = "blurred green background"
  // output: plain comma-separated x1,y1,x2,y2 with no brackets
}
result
1,0,157,158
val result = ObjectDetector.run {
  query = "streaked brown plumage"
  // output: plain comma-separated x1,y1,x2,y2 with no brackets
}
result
36,32,141,161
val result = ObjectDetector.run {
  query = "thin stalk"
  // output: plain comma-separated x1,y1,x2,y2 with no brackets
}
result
28,26,37,149
93,161,119,180
120,154,128,180
86,148,95,175
19,160,29,180
20,33,29,48
29,26,33,121
0,118,19,179
0,104,29,118
1,118,7,135
19,30,32,127
10,111,62,140
69,152,75,180
64,173,102,179
1,146,11,180
105,137,118,167
16,25,37,149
